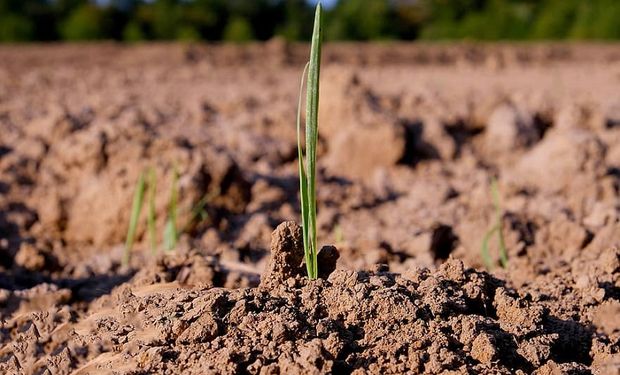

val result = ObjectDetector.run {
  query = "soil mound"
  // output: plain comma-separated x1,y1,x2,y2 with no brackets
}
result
1,224,618,374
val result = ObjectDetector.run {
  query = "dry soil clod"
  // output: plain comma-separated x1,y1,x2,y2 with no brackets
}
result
261,221,339,288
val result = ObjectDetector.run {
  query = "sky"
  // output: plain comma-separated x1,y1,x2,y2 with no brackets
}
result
308,0,338,8
94,0,339,6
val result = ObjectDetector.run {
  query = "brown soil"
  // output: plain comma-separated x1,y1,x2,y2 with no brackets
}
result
1,42,620,374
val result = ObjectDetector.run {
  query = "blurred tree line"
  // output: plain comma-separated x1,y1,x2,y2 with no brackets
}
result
1,0,619,42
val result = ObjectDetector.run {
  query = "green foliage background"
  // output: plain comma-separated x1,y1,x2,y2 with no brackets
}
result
0,0,619,42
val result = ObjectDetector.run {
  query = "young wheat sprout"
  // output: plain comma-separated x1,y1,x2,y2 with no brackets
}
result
123,166,181,265
297,3,322,279
147,167,157,254
163,166,179,252
481,178,508,269
123,172,146,267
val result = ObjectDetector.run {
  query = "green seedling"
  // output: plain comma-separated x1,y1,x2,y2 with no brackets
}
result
163,166,179,252
297,3,322,280
481,178,508,270
123,165,184,265
182,187,219,232
123,172,146,267
334,224,345,246
147,167,157,254
180,196,208,234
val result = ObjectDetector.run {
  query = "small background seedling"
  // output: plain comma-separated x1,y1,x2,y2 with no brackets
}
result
122,165,209,266
297,3,322,280
123,172,146,267
163,166,179,252
481,177,508,270
147,167,157,254
181,187,218,233
334,223,345,247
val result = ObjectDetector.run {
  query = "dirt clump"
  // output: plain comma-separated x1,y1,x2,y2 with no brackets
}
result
483,103,540,156
320,69,406,181
261,221,340,289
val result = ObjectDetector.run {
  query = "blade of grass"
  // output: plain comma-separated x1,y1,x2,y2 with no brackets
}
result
147,167,157,255
123,172,146,267
297,62,311,278
481,225,498,270
181,186,219,233
305,3,322,279
163,166,178,252
491,178,508,268
181,195,207,232
480,178,508,270
334,223,344,246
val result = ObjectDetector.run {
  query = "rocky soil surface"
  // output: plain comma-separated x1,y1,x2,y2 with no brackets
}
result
0,42,619,374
